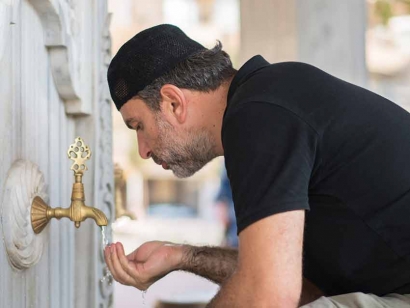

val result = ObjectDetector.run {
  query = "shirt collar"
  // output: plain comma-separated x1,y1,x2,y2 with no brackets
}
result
227,55,270,102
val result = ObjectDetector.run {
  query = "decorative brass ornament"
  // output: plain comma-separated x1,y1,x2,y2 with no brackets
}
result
31,137,108,234
67,137,91,174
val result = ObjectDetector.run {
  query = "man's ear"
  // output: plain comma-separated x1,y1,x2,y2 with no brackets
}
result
160,84,187,124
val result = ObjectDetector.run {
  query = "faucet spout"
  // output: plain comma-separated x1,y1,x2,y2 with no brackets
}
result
81,205,108,227
68,180,108,228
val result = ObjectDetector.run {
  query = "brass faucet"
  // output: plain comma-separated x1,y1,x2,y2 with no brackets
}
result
31,137,108,234
114,164,136,220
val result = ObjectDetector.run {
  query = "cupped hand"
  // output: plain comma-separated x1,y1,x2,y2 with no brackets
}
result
104,241,185,290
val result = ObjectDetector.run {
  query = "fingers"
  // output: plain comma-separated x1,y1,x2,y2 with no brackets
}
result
104,241,171,291
117,242,139,277
104,244,118,280
105,243,135,286
104,245,113,272
111,243,136,286
117,243,149,288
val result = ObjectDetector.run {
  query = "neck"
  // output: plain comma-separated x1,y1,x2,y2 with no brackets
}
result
208,78,233,156
184,76,234,157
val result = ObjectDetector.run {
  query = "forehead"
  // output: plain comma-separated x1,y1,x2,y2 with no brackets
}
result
120,97,154,124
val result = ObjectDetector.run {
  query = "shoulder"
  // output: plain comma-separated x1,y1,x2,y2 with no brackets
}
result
227,60,326,105
256,61,323,80
225,60,333,125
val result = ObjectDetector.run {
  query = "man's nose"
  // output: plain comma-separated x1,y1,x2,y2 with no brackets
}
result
137,135,152,159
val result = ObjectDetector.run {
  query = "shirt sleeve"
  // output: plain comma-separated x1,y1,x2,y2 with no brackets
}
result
222,101,318,234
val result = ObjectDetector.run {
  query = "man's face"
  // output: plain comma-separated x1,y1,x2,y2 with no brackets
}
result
120,98,217,178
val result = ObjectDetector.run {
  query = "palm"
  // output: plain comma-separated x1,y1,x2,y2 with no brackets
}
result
127,241,181,286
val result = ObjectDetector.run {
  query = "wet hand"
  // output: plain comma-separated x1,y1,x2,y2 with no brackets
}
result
104,241,184,290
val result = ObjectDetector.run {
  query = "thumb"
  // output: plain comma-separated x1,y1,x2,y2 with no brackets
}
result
126,241,165,263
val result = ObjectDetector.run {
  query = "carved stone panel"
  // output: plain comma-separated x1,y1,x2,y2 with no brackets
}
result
97,13,114,307
29,0,91,115
1,160,48,270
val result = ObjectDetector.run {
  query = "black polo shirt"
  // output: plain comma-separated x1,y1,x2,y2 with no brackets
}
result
222,55,410,296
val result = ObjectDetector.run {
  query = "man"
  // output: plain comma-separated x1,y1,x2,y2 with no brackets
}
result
105,24,410,307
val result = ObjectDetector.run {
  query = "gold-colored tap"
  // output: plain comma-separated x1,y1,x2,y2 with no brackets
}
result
114,164,136,220
31,137,108,234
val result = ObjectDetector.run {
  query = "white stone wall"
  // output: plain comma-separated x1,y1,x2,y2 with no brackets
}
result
0,0,114,307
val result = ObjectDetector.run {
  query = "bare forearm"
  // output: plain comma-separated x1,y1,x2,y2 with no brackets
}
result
180,245,238,284
176,245,323,306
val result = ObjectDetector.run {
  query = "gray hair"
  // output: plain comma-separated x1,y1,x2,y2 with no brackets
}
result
136,41,237,111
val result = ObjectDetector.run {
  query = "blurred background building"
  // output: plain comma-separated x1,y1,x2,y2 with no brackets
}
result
107,1,410,307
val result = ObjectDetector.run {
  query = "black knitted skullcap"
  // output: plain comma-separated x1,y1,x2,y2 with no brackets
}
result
107,24,207,110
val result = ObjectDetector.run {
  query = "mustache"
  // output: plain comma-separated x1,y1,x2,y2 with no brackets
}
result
151,153,162,165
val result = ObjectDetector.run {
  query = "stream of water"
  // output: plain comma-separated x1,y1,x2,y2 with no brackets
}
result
100,226,113,284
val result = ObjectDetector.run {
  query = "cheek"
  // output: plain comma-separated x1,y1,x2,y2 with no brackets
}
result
154,135,167,152
156,131,179,156
137,127,156,143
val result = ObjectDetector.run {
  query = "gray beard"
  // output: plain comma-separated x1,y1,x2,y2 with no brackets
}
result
155,116,217,178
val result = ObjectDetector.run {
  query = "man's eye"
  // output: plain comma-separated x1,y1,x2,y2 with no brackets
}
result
136,124,142,131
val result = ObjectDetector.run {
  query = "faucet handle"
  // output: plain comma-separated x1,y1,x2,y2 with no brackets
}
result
67,137,92,175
